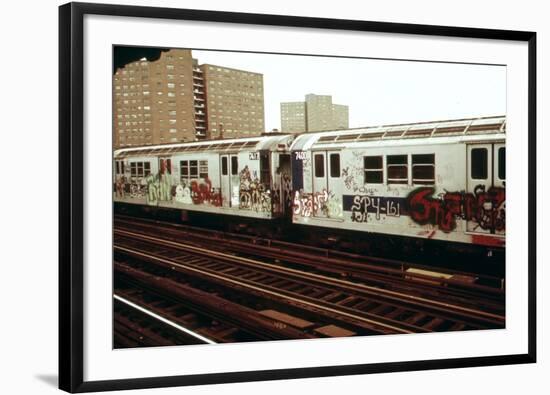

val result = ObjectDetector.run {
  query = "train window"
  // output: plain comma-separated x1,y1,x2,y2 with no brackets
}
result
180,160,189,179
231,156,238,175
498,147,505,180
221,157,228,175
364,156,383,184
314,154,325,178
199,160,209,179
387,155,408,184
160,158,171,175
130,162,137,177
130,162,150,178
330,153,340,178
412,154,435,185
471,148,488,179
179,160,197,180
189,160,198,178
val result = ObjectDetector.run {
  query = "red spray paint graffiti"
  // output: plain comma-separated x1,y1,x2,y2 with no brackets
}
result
190,178,222,207
407,186,505,233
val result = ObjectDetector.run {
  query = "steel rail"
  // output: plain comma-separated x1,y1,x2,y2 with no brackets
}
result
114,244,417,335
114,294,216,344
115,228,504,325
114,215,505,296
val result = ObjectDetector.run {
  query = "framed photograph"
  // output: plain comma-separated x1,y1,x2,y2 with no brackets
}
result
59,2,536,392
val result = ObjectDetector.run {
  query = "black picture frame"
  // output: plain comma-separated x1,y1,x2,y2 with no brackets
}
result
59,2,537,393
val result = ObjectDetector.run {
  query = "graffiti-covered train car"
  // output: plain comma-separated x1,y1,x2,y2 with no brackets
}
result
114,135,295,219
290,116,506,248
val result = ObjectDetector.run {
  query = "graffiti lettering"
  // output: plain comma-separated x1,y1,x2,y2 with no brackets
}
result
188,178,222,206
350,195,401,223
282,173,293,212
129,183,146,199
115,175,127,198
293,190,342,218
175,184,192,204
145,173,158,205
407,186,505,232
239,166,272,212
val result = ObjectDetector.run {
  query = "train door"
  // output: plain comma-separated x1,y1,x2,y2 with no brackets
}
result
466,143,505,234
221,154,240,207
312,151,327,217
157,157,173,203
327,151,343,218
220,155,230,207
278,153,292,217
493,143,505,189
312,151,342,218
229,154,240,207
492,143,506,236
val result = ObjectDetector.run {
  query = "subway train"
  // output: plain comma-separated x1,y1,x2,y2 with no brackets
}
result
114,115,506,256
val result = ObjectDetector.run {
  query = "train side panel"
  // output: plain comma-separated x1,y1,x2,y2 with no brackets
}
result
114,156,157,206
292,138,505,248
114,150,289,219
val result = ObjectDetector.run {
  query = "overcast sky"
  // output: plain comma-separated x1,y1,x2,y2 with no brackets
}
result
193,49,506,132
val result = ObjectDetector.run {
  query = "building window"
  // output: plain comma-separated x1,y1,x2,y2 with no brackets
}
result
314,154,325,178
471,148,488,179
412,154,435,184
364,156,383,184
329,153,340,178
387,155,408,184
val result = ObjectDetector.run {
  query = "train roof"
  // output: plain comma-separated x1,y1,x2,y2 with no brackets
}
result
114,134,294,158
290,115,506,151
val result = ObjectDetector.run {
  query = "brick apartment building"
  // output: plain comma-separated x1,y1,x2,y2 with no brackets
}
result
113,48,265,148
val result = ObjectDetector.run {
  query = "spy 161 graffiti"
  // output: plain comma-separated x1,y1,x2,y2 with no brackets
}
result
407,186,505,233
350,195,401,223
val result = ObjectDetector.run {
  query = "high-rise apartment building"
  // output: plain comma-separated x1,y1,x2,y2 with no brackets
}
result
280,94,349,133
202,64,265,140
113,49,265,148
331,104,350,130
280,102,306,133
